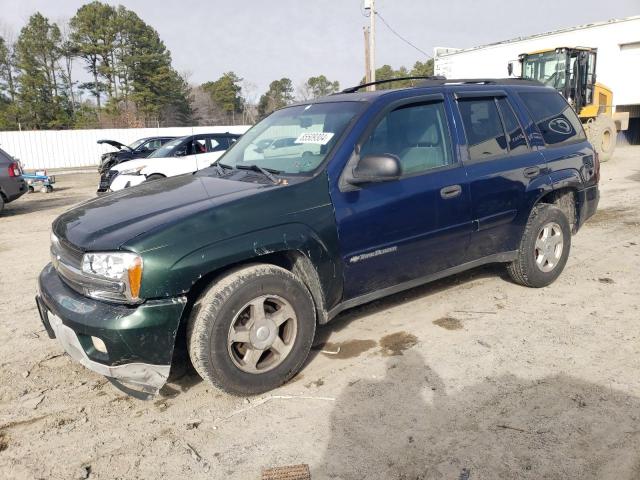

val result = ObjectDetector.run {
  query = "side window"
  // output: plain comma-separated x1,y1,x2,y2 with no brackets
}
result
208,136,229,152
496,98,529,155
142,139,162,151
458,98,508,160
519,91,586,146
193,138,207,154
360,101,453,176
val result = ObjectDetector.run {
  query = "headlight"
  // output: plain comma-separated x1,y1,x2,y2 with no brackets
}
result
119,165,146,175
81,252,143,303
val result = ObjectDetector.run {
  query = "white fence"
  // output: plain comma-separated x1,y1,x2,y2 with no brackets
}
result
0,125,251,170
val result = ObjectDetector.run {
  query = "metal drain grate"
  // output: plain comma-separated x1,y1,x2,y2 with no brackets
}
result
261,464,311,480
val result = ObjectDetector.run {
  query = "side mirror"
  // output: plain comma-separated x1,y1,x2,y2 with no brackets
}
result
348,154,402,185
507,62,514,76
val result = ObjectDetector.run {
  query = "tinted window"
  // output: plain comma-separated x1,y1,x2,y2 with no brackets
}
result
519,91,586,146
361,101,453,176
497,98,529,155
458,98,508,160
207,136,228,152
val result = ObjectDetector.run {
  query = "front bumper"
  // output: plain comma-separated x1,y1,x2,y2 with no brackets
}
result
37,263,187,394
109,174,146,191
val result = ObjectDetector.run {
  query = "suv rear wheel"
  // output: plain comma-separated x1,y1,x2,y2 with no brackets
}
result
507,204,571,288
187,264,316,395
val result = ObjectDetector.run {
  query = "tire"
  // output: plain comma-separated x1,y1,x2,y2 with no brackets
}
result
586,115,616,162
28,186,34,193
145,174,165,182
187,264,316,395
0,195,4,214
507,204,571,288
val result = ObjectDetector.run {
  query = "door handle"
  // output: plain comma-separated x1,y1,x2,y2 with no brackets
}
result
440,184,462,199
523,166,540,179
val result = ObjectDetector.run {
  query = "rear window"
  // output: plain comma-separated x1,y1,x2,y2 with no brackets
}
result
519,91,586,146
458,98,508,160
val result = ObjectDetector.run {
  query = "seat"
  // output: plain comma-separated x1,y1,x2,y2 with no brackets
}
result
398,109,446,174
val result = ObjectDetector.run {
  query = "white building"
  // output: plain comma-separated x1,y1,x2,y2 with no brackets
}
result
434,16,640,142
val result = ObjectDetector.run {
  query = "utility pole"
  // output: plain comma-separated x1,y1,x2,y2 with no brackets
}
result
364,26,371,85
364,0,376,90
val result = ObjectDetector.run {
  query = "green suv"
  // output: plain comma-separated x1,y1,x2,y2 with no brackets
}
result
37,78,599,396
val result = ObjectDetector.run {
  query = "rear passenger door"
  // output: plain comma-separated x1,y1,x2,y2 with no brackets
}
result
333,96,473,300
456,92,548,260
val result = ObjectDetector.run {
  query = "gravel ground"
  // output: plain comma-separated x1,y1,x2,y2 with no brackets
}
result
1,148,639,480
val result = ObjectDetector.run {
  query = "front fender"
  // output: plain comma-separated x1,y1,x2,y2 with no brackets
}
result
141,220,342,310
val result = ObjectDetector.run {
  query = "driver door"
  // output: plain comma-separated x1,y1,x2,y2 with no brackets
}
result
331,97,473,300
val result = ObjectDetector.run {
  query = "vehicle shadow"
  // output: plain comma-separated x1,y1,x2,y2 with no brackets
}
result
309,263,507,361
315,348,640,479
167,263,510,395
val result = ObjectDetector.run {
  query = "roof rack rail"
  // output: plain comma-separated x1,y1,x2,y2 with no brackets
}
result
417,77,544,87
339,76,544,94
340,76,447,93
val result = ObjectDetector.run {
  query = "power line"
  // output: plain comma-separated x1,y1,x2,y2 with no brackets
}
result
375,11,432,59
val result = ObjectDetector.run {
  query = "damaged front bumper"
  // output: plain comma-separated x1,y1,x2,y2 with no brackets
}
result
109,173,146,191
36,263,187,396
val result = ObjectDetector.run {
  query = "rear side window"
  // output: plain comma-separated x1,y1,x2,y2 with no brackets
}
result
496,98,529,155
360,101,454,176
519,91,586,146
458,98,508,160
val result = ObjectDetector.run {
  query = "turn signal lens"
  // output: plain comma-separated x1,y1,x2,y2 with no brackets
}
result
127,256,143,299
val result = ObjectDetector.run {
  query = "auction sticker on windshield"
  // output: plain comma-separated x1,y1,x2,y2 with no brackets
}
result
294,132,334,145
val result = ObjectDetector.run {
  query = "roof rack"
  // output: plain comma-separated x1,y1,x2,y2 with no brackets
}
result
417,77,544,87
340,76,447,93
340,76,543,94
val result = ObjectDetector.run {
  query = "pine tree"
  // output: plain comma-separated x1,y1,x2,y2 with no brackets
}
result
258,78,294,118
15,13,68,129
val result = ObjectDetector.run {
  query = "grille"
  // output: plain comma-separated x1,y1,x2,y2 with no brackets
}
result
51,238,85,293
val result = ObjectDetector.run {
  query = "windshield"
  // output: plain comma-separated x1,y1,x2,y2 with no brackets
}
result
219,102,362,174
127,138,147,150
148,136,190,158
522,51,568,90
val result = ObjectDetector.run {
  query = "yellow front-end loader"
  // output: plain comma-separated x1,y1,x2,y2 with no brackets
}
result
515,47,628,161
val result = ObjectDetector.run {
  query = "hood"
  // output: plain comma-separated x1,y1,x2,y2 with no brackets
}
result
98,139,131,151
53,174,266,251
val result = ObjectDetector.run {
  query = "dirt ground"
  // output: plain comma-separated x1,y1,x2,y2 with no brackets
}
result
1,148,639,480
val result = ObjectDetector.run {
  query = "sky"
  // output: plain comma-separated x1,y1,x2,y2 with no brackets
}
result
0,0,638,98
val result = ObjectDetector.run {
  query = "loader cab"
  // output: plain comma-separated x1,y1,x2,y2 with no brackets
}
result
519,47,599,117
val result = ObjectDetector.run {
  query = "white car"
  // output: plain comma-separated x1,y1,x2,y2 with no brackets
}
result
108,133,240,191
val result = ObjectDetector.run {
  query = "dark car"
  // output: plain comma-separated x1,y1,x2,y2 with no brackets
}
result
37,78,599,397
0,148,27,214
97,137,175,192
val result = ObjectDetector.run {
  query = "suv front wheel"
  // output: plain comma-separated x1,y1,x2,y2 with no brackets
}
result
507,204,571,288
187,264,316,395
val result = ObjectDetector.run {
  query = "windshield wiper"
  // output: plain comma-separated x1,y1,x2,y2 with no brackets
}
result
211,162,234,176
235,164,281,184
